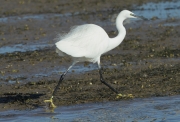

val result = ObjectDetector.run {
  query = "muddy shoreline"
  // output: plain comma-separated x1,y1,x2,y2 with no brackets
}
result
0,0,180,111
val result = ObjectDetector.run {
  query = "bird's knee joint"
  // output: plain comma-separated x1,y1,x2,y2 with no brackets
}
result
100,78,105,83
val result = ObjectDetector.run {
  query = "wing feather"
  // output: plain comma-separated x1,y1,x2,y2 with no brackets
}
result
55,24,109,58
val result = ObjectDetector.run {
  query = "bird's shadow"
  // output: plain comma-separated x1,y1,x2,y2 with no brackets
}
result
0,92,45,107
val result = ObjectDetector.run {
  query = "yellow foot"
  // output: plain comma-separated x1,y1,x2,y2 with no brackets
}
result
44,96,56,108
116,93,134,99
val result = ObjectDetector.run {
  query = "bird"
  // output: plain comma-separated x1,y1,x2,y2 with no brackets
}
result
44,10,147,108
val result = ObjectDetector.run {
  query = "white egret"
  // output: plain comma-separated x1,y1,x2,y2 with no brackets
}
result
44,10,147,108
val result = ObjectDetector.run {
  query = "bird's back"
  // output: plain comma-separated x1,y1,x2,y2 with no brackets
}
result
55,24,109,62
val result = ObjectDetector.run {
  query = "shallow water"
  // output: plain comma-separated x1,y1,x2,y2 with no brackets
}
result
134,0,180,19
0,95,179,122
0,13,75,23
0,43,53,54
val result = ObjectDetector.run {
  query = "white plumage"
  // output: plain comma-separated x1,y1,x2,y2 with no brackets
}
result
44,10,147,108
55,24,109,63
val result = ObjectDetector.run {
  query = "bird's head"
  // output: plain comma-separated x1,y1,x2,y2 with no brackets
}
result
120,10,147,20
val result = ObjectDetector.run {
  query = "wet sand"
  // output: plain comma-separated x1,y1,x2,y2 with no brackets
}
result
0,0,180,111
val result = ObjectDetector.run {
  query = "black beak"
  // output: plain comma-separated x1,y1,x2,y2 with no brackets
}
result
131,14,148,20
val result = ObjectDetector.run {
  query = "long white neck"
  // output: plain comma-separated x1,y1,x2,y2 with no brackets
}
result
106,14,126,52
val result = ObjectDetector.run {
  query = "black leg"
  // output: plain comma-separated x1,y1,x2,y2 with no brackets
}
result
52,72,67,96
99,68,118,94
52,62,76,96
